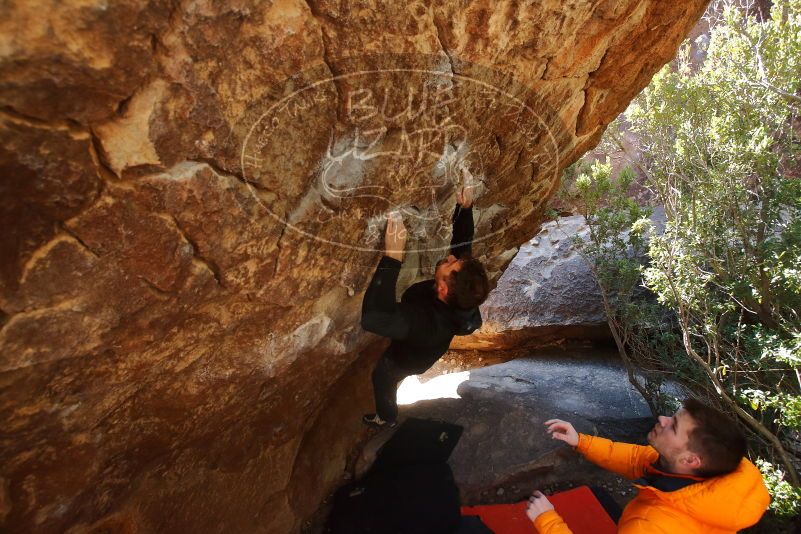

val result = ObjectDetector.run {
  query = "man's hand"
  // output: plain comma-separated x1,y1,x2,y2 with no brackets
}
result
544,419,579,447
456,166,474,208
384,212,407,261
525,491,554,522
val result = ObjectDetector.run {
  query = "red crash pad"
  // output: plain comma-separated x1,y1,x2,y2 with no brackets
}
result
461,486,617,534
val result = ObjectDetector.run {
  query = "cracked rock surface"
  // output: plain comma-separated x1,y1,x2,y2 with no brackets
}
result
1,1,706,532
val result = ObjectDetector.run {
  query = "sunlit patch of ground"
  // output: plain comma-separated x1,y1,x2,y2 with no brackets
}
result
396,371,470,405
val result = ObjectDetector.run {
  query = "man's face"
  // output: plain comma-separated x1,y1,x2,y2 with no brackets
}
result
647,408,700,473
434,254,463,295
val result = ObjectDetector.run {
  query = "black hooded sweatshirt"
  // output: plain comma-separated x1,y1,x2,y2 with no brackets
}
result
361,205,482,374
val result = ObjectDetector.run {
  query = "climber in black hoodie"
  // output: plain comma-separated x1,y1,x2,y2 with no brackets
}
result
361,175,490,427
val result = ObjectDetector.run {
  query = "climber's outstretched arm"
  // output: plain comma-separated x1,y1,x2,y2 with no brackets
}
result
361,215,415,340
451,169,475,259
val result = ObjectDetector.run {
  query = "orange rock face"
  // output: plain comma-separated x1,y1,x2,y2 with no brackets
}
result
0,1,707,531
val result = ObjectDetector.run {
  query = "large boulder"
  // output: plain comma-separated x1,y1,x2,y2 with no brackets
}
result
1,1,707,532
453,207,667,351
452,215,609,351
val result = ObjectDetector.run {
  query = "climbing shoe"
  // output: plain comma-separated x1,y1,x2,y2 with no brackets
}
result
362,413,397,428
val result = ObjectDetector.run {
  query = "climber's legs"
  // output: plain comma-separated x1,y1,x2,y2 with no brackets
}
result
368,355,408,424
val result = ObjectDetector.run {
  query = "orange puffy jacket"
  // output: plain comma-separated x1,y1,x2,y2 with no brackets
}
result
533,433,770,534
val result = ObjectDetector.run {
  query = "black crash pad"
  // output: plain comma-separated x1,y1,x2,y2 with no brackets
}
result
326,418,464,534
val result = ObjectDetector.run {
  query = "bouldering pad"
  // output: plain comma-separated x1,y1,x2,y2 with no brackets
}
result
461,486,617,534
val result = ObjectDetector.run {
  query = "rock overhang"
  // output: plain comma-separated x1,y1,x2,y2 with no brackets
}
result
0,1,709,531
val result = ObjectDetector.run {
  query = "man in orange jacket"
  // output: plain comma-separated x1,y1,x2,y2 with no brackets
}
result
526,398,770,533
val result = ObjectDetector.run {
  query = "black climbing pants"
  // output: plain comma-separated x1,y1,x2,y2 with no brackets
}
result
372,355,410,423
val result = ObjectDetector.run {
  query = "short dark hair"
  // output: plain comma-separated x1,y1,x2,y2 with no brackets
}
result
682,398,747,477
445,257,489,310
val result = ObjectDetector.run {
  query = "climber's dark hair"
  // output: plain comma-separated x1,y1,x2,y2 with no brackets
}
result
682,398,747,477
445,256,489,310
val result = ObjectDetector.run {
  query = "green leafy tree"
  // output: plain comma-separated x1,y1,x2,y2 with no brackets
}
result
573,160,685,417
581,0,801,515
630,0,799,508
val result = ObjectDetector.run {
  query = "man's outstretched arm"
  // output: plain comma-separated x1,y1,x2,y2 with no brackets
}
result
451,169,475,258
361,214,413,340
545,419,657,480
530,421,666,533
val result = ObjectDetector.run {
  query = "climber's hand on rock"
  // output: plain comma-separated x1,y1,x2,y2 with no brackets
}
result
525,491,554,522
457,166,474,208
384,212,407,262
544,419,579,447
